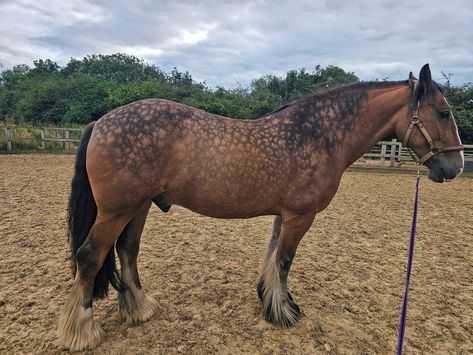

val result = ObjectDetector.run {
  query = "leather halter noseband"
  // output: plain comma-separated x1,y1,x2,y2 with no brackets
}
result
402,85,464,165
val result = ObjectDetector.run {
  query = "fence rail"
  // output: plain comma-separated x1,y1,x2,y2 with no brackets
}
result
1,126,83,152
1,125,473,171
355,140,473,171
39,127,82,151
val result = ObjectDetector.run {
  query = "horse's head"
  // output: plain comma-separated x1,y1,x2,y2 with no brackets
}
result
397,64,464,182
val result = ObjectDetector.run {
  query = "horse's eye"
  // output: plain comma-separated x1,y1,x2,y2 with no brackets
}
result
439,111,450,120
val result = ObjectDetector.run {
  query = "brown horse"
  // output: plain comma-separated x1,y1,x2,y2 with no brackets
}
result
58,64,463,350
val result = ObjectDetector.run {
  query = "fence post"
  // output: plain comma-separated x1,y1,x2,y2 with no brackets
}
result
5,126,12,151
397,143,403,166
389,138,397,167
380,143,387,168
64,129,70,151
40,129,45,149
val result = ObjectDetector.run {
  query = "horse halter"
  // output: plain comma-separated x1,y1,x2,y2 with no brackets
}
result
403,85,464,165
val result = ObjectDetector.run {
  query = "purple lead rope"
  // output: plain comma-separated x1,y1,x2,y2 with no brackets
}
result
397,172,420,355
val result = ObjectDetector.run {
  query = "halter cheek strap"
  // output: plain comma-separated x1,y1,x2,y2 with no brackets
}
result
403,109,464,165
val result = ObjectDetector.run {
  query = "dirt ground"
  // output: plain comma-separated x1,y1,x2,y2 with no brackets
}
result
0,155,472,354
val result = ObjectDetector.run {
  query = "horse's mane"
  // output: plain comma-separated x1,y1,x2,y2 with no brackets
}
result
265,80,410,116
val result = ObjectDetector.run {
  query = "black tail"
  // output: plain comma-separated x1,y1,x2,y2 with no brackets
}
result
67,122,123,299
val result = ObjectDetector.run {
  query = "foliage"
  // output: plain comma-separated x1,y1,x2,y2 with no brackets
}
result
442,81,473,143
0,53,471,143
61,53,166,83
248,65,359,113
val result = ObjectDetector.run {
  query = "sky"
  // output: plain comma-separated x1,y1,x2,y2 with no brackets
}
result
0,0,472,88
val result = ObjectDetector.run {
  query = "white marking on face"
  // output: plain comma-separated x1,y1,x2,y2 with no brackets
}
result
443,96,464,168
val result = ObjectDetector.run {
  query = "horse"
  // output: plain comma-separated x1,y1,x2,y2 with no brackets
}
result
57,64,464,350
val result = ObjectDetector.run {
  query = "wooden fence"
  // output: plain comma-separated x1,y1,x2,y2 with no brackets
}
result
39,127,83,151
1,125,473,171
356,140,473,171
1,126,83,152
362,138,403,167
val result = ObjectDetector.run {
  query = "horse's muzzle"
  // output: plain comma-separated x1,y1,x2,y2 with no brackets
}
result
427,152,464,183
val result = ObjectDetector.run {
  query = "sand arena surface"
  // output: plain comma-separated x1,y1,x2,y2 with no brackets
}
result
0,155,472,354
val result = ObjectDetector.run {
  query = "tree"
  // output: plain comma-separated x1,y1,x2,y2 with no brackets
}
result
0,64,30,87
168,68,194,87
443,83,473,143
62,53,166,83
248,65,359,114
30,59,60,77
314,65,358,87
0,54,471,142
62,75,117,124
14,77,68,124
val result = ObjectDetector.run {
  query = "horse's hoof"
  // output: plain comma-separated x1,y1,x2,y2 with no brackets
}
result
259,286,302,327
119,288,160,324
266,297,301,328
57,306,104,351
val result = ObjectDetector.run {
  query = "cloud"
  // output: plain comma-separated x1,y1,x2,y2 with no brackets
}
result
0,0,472,87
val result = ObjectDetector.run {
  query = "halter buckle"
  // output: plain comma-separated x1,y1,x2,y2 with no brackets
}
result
410,115,420,125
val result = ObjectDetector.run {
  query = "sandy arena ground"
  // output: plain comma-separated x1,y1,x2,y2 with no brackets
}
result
0,155,472,354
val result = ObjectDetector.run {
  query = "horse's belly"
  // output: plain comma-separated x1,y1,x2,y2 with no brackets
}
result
178,202,274,219
170,184,278,219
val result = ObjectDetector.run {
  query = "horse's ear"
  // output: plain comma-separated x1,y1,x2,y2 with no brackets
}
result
412,64,433,107
408,71,417,90
419,64,433,93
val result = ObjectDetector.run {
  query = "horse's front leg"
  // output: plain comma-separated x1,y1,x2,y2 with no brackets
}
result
257,211,315,327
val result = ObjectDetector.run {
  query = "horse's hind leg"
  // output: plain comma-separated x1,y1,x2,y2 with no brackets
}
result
116,201,159,323
57,213,129,350
258,211,315,327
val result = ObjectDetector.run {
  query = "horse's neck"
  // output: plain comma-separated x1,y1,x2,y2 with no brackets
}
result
268,84,409,171
335,85,408,168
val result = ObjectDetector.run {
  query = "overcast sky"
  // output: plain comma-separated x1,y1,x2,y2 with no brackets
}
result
0,0,472,87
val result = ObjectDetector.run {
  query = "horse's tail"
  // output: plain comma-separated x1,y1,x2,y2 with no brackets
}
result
67,122,122,299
